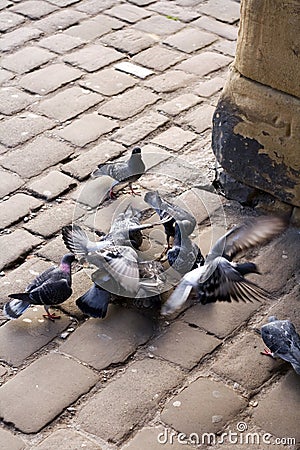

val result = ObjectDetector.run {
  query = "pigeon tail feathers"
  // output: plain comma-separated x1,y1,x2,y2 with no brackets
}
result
161,280,193,316
76,283,110,318
3,298,31,319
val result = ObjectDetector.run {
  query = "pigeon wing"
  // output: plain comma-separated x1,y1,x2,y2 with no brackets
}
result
28,278,72,306
26,267,57,292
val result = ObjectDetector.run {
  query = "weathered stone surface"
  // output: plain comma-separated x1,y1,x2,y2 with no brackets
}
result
114,61,153,79
236,0,300,98
75,0,117,14
28,170,76,200
62,141,125,180
1,46,55,74
194,76,225,97
132,46,185,71
213,39,237,57
101,28,156,55
31,429,102,450
77,358,184,442
144,70,197,93
212,67,300,207
65,15,123,41
36,86,102,122
0,230,42,271
150,321,220,369
123,426,194,450
0,353,99,433
0,68,13,84
164,28,217,53
106,3,151,22
20,63,82,95
58,268,94,318
134,15,184,36
57,113,117,146
193,15,238,40
148,1,200,22
176,51,232,76
0,429,25,450
79,68,136,96
0,87,33,115
23,201,83,237
11,1,58,19
35,9,87,33
0,308,71,366
0,193,42,229
158,93,201,116
98,87,159,120
0,137,74,177
151,126,197,151
0,170,24,198
178,104,215,132
0,26,42,52
64,44,123,72
162,377,247,436
37,235,68,264
253,371,300,442
199,0,241,24
0,114,54,147
0,11,25,32
38,33,84,53
60,305,154,369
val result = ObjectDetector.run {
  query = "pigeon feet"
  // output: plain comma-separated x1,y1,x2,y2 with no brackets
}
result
261,347,274,358
43,312,61,322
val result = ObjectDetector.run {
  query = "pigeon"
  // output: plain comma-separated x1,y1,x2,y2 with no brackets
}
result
167,221,204,275
3,254,75,321
92,147,145,198
144,191,196,248
62,224,140,295
261,316,300,374
161,215,287,316
76,282,111,318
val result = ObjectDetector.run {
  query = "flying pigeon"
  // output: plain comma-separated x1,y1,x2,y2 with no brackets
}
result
161,215,287,315
76,282,111,318
92,147,145,198
144,191,196,248
167,221,204,275
3,254,75,321
261,316,300,374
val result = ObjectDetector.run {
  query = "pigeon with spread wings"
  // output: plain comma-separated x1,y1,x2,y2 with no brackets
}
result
162,216,287,315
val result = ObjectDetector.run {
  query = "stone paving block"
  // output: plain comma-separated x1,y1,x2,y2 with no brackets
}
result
194,76,225,97
0,353,99,433
57,113,117,146
193,16,238,41
65,15,123,41
36,87,102,122
195,224,227,257
0,26,43,52
23,201,83,238
129,0,155,5
38,33,84,54
122,426,194,450
0,136,74,177
176,51,232,76
0,258,50,303
139,144,172,170
133,46,185,71
211,332,283,391
77,358,184,442
31,429,102,450
178,104,216,132
150,155,206,187
0,193,42,230
183,301,261,339
253,371,300,442
263,285,300,330
0,85,30,115
1,46,55,74
58,268,94,318
199,0,240,24
0,68,14,84
99,87,159,120
175,188,223,225
0,308,71,367
134,15,184,36
151,126,197,151
150,321,220,369
114,61,153,79
105,3,151,23
144,70,197,93
75,0,118,14
80,68,136,96
158,93,201,116
62,141,124,180
0,0,11,9
35,9,87,33
0,429,25,450
163,27,217,53
0,113,54,147
0,229,42,271
148,1,200,22
48,0,79,5
101,28,156,55
60,305,154,369
37,235,69,264
213,39,237,57
64,44,123,72
161,377,247,436
112,111,168,145
72,177,115,208
0,11,25,32
20,63,82,95
11,0,58,19
28,170,76,200
0,170,24,198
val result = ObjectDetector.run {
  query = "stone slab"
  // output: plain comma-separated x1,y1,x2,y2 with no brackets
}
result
0,114,54,148
58,268,94,318
1,46,55,74
0,170,24,199
122,426,194,450
151,126,197,151
158,93,201,116
106,3,151,23
0,193,42,229
11,0,57,19
178,104,216,132
32,429,102,450
193,15,238,40
63,44,123,72
65,15,123,41
148,1,200,22
176,51,232,76
79,68,136,96
132,46,185,71
28,170,76,200
38,33,84,54
37,235,69,264
101,28,156,55
164,27,217,53
134,15,184,36
199,0,241,24
0,11,25,32
194,76,225,97
0,353,99,433
0,87,34,115
77,358,184,442
35,9,87,33
0,428,25,450
0,230,42,271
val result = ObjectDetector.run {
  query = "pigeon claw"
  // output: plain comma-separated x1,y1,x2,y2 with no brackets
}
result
43,312,61,322
261,347,274,358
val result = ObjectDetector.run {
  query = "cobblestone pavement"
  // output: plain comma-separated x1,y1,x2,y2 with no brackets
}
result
0,1,299,449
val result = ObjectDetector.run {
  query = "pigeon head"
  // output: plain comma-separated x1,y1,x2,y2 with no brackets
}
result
60,253,76,266
131,147,141,155
236,262,260,276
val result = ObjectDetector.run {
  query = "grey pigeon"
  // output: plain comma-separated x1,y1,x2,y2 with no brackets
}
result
261,316,300,374
92,147,145,198
162,215,287,316
3,254,75,321
167,221,204,275
76,282,111,318
144,191,196,248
